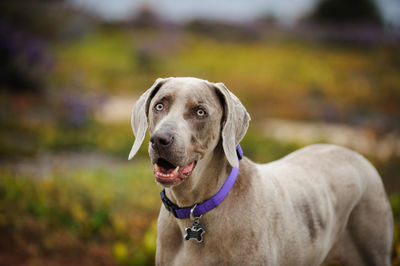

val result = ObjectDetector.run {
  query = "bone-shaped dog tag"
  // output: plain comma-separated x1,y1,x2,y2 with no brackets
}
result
184,205,206,243
184,217,205,243
184,224,205,243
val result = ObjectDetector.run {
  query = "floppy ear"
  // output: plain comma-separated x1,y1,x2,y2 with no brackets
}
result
212,82,250,168
128,78,168,160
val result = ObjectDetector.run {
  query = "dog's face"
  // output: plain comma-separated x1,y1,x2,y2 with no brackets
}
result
147,79,224,186
129,77,250,187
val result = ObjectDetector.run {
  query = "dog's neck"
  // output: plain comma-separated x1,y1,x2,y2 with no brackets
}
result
165,144,231,207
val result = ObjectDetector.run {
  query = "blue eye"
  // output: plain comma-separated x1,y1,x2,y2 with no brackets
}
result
155,103,164,111
196,108,206,117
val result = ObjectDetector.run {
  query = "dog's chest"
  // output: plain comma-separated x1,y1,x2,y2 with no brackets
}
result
158,238,269,265
156,217,271,265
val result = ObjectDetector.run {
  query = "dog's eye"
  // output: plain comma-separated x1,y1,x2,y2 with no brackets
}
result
155,103,164,111
196,108,206,117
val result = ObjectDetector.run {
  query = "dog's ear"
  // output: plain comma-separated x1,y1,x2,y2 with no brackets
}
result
212,82,250,168
128,78,169,160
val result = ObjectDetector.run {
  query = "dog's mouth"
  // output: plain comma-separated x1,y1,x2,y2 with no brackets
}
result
154,158,196,185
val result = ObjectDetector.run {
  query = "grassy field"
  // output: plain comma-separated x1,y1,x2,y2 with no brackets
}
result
52,28,400,121
0,159,158,265
1,25,399,265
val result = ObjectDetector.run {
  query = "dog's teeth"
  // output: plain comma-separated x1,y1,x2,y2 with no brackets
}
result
154,164,159,171
173,166,179,174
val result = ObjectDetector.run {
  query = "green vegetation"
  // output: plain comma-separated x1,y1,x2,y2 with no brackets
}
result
52,29,400,121
0,160,159,265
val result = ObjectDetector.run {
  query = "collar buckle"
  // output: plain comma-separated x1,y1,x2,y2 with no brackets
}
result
160,189,179,218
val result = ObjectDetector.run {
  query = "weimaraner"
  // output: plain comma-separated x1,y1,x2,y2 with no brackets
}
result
129,77,393,265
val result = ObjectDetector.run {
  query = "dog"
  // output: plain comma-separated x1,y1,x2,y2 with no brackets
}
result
128,77,393,265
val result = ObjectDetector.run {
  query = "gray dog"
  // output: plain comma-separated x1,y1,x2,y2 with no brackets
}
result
129,77,393,266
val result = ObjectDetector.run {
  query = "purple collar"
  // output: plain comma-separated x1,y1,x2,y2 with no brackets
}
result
160,145,243,219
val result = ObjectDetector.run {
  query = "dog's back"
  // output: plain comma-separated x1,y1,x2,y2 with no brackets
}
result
255,144,393,265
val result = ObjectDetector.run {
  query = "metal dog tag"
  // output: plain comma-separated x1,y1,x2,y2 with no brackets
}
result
184,217,205,243
184,204,205,243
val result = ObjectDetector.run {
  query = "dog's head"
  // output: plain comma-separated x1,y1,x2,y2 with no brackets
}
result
129,77,250,187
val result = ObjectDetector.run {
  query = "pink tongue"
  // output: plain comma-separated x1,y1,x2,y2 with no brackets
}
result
181,162,195,175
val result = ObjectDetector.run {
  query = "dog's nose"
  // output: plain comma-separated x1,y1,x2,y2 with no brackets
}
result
150,132,174,149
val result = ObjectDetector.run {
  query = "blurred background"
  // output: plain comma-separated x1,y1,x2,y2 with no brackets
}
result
0,0,399,265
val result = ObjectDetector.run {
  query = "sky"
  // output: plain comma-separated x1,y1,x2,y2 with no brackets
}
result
69,0,400,27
